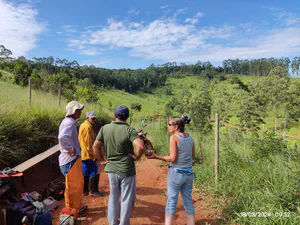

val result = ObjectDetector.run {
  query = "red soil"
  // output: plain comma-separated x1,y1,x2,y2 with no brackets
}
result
52,159,219,225
0,156,220,225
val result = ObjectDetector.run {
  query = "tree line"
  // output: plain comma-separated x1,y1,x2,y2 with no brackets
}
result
1,44,300,104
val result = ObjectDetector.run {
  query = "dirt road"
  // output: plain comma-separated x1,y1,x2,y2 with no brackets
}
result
52,159,219,225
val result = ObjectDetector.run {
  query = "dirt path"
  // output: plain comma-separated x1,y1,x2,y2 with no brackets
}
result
52,158,219,225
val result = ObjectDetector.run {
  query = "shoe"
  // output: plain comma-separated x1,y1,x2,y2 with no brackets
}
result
78,205,88,217
89,174,103,197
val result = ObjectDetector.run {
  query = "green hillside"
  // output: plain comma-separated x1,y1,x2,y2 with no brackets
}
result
0,80,111,168
1,71,300,224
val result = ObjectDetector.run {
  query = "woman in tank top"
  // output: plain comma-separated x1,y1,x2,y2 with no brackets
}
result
147,115,195,225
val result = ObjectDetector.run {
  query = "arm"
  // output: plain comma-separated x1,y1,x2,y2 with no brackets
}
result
129,138,145,161
192,143,195,158
93,140,106,163
148,135,178,163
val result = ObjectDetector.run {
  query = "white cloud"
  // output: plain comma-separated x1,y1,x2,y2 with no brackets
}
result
185,18,198,25
0,0,45,57
160,5,169,9
128,8,140,15
80,47,103,56
172,8,187,18
267,7,300,26
62,25,77,33
195,12,205,18
67,8,300,63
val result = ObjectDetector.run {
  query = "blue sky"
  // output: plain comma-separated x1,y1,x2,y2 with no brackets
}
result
1,0,300,69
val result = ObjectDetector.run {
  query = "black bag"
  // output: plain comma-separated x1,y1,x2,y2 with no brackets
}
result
43,179,65,200
6,200,36,225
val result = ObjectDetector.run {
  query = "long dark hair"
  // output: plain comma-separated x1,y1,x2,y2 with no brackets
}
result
169,115,191,132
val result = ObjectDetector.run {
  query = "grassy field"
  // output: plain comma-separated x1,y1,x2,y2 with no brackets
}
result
0,80,111,168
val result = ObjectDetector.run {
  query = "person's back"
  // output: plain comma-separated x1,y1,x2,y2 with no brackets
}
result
171,132,193,168
100,122,138,176
147,115,195,225
93,105,144,225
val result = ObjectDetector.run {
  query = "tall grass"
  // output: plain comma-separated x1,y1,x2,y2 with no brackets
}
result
195,130,300,224
136,120,300,224
0,81,111,168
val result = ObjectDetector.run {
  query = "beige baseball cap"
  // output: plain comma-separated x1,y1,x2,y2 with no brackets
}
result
65,101,84,117
86,111,97,119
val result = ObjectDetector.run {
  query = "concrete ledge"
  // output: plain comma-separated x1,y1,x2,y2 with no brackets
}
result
13,144,60,172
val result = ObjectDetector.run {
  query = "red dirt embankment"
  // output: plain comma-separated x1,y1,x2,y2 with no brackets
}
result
50,159,220,225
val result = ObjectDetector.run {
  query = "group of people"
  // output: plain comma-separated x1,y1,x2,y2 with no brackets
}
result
58,100,196,225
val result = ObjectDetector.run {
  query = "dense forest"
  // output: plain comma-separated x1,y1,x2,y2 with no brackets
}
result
1,45,300,97
1,44,300,134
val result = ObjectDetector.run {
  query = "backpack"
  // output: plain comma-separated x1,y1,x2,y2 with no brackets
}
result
6,200,36,225
43,179,65,200
32,211,52,225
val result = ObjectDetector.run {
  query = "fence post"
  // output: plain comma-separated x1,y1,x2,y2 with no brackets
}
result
28,78,32,107
283,106,287,139
58,85,61,107
215,113,219,182
152,115,154,128
199,142,203,163
167,117,170,145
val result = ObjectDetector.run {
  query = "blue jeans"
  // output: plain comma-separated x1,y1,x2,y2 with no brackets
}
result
82,160,98,177
165,168,195,216
107,173,136,225
59,158,77,176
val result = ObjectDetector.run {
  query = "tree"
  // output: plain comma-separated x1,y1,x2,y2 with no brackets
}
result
183,83,212,134
0,45,12,58
13,59,32,87
211,81,238,133
291,57,300,76
130,103,142,124
262,66,290,133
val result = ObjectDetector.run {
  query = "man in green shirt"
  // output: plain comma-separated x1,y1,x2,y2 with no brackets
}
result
93,105,144,225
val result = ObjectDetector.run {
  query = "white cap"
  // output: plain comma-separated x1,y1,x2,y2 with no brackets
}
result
65,101,84,117
86,111,97,119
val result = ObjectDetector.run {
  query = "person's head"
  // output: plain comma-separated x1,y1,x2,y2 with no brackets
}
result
168,115,191,133
114,105,129,122
86,111,97,124
65,101,84,119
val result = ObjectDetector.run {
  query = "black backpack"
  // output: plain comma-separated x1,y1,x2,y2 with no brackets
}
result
6,200,36,225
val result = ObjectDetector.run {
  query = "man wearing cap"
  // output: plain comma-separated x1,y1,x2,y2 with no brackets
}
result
58,100,85,210
93,105,145,225
58,100,84,175
78,111,103,197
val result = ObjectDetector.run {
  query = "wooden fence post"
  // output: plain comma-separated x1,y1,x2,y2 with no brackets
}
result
28,78,32,107
58,85,61,107
215,113,219,183
167,117,170,145
199,142,203,163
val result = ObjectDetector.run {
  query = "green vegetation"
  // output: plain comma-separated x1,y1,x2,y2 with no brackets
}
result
1,45,300,224
135,121,300,224
0,80,111,168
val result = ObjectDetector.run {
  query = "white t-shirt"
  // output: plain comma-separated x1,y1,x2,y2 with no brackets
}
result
58,117,81,166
